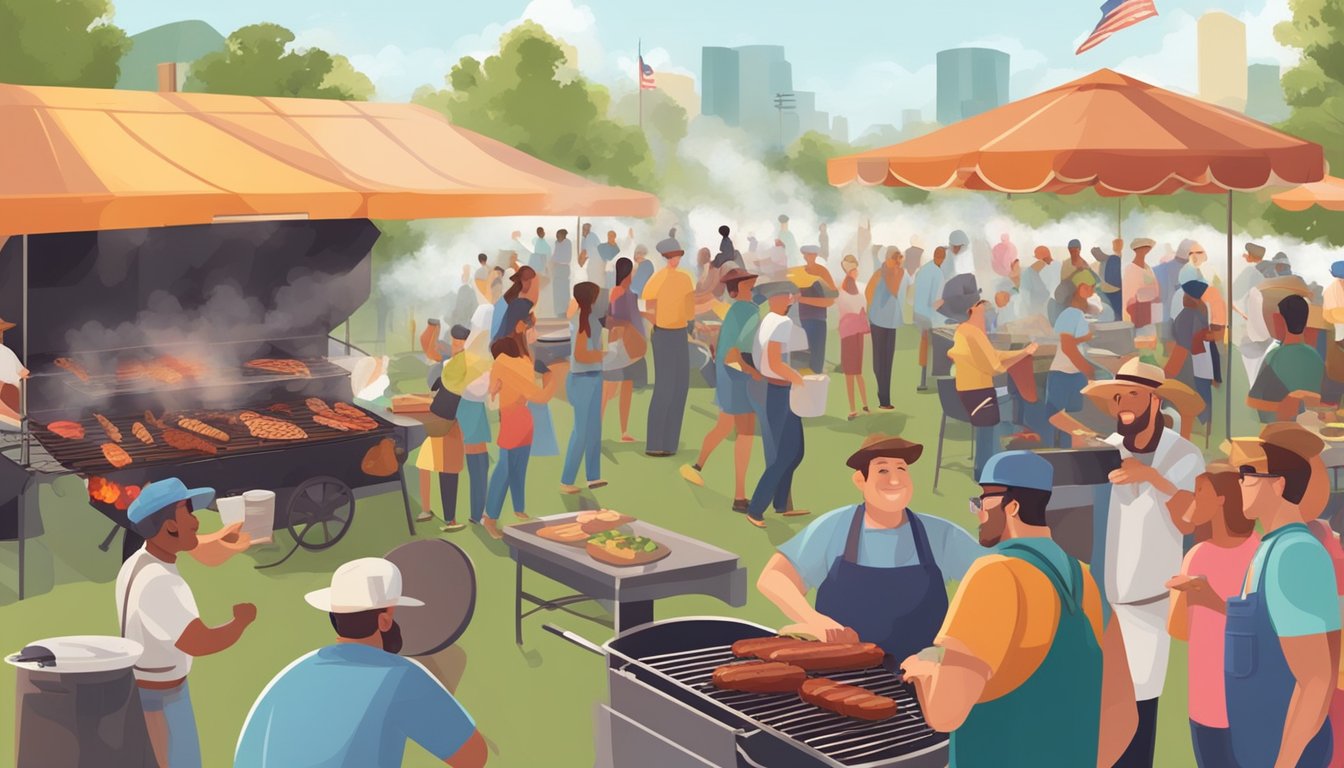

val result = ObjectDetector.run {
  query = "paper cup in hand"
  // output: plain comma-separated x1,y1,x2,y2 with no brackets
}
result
216,495,246,527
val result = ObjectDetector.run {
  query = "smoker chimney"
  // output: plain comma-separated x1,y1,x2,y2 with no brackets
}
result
156,62,177,93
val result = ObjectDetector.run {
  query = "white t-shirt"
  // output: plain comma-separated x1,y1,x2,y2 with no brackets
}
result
115,547,200,682
1049,307,1091,373
755,312,794,381
0,344,24,385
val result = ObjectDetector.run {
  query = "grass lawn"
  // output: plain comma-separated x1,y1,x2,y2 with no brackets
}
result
2,311,1265,767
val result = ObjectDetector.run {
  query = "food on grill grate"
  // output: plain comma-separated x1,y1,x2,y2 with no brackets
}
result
93,413,123,443
132,422,154,445
245,358,311,377
239,411,308,441
144,410,167,430
47,421,85,440
177,418,230,443
54,357,91,382
766,642,884,672
799,678,898,721
162,428,219,456
157,355,207,379
313,413,355,432
117,361,147,381
190,410,242,426
732,637,813,660
306,397,334,415
711,661,807,693
145,364,184,384
267,403,293,415
306,398,378,432
100,443,132,469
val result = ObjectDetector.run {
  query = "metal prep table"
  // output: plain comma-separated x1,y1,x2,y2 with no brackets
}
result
503,515,747,643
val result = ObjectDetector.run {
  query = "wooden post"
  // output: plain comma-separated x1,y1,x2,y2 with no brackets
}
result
156,62,178,93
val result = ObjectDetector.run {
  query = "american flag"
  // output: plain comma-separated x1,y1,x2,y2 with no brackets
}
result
638,55,656,90
1076,0,1158,55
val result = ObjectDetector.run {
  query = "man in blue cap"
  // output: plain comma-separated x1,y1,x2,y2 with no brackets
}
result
900,451,1136,768
115,478,256,768
1165,280,1217,424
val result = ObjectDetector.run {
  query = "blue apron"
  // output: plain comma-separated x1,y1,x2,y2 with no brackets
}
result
814,505,949,661
1226,529,1333,768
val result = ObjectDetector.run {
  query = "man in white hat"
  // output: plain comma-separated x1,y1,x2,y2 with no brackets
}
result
235,558,486,767
1079,360,1205,768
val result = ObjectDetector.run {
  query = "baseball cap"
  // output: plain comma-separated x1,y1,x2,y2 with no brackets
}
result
127,478,215,524
305,558,426,614
978,450,1053,492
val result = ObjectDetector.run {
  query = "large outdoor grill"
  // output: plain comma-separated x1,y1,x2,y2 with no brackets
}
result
558,617,948,768
1,219,416,593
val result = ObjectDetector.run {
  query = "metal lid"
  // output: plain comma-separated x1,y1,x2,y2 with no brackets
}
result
5,636,143,673
385,539,476,658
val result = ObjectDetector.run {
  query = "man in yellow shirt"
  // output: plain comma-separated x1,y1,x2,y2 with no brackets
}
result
642,236,696,457
901,450,1136,768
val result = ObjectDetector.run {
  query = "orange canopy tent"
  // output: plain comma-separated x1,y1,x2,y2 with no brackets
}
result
0,83,657,237
1272,176,1344,212
829,69,1327,434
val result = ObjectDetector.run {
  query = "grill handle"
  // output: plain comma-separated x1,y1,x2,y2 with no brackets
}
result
542,623,604,657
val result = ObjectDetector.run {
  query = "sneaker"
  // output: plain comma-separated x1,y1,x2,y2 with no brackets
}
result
679,464,705,486
747,516,767,529
847,412,858,421
732,499,749,513
513,510,530,520
559,484,582,495
620,434,636,443
588,480,608,490
879,405,896,411
440,522,466,533
415,511,436,523
482,518,504,540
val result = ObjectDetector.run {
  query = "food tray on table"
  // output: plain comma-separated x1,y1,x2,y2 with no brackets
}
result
585,530,670,567
534,510,635,544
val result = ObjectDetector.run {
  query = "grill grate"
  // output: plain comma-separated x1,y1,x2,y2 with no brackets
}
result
639,644,945,766
32,398,392,474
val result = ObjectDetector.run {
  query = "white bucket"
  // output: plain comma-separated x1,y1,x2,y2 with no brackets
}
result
216,495,246,527
241,490,276,545
789,374,831,418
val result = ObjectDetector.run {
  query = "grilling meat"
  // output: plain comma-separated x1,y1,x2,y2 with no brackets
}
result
246,358,311,377
93,413,123,443
799,678,898,721
267,403,293,415
732,637,813,660
47,421,85,440
162,428,218,456
333,402,378,428
712,661,808,694
305,398,377,432
313,413,354,432
239,411,308,441
132,422,154,445
54,357,91,382
144,410,167,430
117,362,147,381
157,355,207,379
306,397,334,416
177,418,230,443
766,642,885,672
100,443,132,469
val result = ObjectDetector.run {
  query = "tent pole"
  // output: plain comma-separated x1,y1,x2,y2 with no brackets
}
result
1225,191,1233,440
21,233,28,468
1117,198,1123,240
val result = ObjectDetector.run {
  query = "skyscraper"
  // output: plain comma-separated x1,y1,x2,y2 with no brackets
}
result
701,46,740,125
1246,63,1289,124
735,45,793,138
831,116,849,144
1198,12,1247,111
936,48,1009,125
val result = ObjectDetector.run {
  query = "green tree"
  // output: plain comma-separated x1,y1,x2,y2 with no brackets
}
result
0,0,130,87
413,22,655,190
1264,0,1344,245
185,23,371,100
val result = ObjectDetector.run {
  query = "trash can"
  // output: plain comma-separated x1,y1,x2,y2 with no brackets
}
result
790,375,831,418
7,636,154,768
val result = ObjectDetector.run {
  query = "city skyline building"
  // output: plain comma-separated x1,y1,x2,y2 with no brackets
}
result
1198,11,1248,111
701,46,740,125
1246,62,1289,124
935,47,1009,125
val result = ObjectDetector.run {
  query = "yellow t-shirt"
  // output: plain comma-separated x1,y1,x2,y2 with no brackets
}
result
935,554,1104,703
947,324,1015,392
642,267,696,329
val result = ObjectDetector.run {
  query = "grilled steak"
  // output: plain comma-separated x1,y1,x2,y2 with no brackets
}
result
239,412,308,441
132,422,154,445
245,358,311,377
100,443,132,469
332,402,378,428
305,397,335,416
177,418,230,443
732,637,813,660
162,428,218,456
93,413,123,443
799,678,898,721
312,413,354,432
267,403,293,415
144,410,167,430
712,661,808,694
54,357,90,382
47,421,85,440
766,642,885,672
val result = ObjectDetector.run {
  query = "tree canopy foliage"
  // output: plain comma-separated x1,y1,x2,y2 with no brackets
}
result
0,0,129,87
186,23,372,100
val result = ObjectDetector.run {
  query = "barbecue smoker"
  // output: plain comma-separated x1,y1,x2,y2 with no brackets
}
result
556,617,949,768
0,219,412,577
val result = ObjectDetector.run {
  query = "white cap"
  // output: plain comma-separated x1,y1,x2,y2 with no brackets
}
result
304,558,425,614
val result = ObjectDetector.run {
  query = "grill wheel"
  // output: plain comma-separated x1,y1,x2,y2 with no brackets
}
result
286,476,355,552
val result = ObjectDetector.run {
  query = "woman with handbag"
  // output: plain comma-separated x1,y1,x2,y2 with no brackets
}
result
948,299,1037,478
836,255,871,420
602,258,645,443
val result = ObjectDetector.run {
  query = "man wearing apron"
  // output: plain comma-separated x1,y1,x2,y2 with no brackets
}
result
900,451,1136,768
1079,360,1205,768
1228,432,1338,768
756,435,982,660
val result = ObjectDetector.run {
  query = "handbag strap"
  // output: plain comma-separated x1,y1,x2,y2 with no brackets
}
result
120,551,182,674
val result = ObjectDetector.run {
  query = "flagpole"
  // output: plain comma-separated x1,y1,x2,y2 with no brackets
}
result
638,39,643,132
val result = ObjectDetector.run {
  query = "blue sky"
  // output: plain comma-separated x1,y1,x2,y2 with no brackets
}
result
111,0,1295,134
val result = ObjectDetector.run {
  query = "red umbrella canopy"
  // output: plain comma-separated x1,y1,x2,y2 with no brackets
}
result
1272,176,1344,212
828,69,1325,196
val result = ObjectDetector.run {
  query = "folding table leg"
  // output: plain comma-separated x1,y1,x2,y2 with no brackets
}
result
399,472,415,536
515,559,524,645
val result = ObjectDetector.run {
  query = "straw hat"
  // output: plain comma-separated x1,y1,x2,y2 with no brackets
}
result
1080,358,1166,403
1222,423,1326,471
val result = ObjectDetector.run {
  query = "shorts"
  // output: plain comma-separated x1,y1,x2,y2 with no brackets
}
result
456,399,491,445
1045,371,1088,415
839,334,865,375
715,362,752,415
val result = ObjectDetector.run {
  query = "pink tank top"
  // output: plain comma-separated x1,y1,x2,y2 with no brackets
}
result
1186,535,1261,728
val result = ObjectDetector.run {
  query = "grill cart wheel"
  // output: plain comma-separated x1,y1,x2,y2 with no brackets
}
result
286,476,354,552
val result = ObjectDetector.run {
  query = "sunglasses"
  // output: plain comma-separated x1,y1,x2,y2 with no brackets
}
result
968,492,1006,514
1238,464,1281,481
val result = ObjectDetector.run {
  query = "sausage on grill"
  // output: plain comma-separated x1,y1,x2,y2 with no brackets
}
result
54,357,91,382
93,413,122,443
732,637,813,660
162,428,218,456
799,678,898,721
132,422,154,445
177,418,230,443
711,661,807,694
766,642,885,673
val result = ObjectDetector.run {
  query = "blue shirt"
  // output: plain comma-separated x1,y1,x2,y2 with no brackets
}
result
1248,523,1342,638
632,259,656,297
868,273,905,330
778,505,985,590
913,261,944,322
570,315,604,373
529,236,551,271
234,644,475,768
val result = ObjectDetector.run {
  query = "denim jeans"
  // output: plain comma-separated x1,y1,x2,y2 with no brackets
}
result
748,376,776,465
138,681,201,768
749,383,804,519
973,417,1015,480
646,325,690,453
1194,377,1213,424
1189,721,1236,768
801,318,827,373
561,371,603,484
871,325,897,407
486,445,531,519
550,264,570,314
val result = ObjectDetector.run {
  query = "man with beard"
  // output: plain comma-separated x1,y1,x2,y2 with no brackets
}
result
1080,359,1205,768
235,558,487,767
900,451,1136,768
